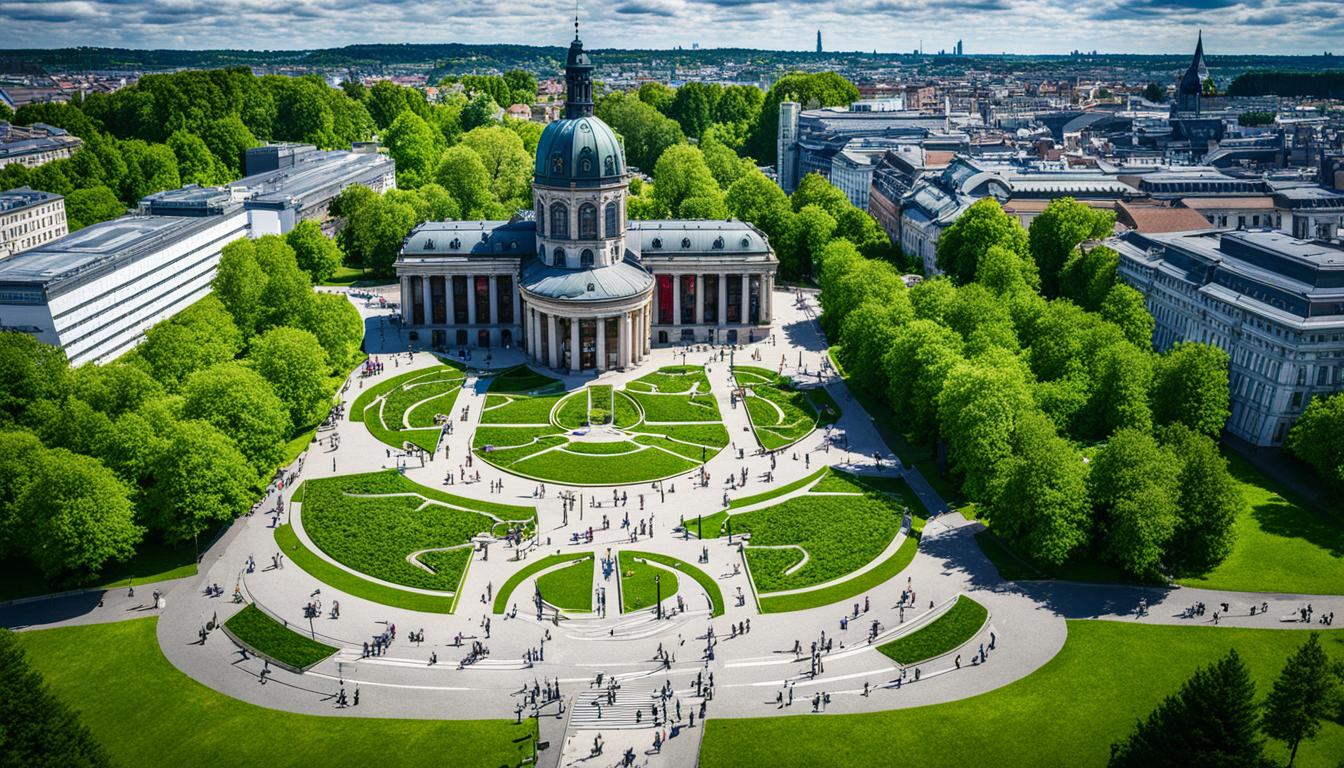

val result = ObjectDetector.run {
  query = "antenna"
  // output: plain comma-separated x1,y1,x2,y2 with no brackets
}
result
575,0,580,40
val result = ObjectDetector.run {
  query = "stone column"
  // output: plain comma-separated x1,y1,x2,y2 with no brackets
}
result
596,317,607,372
762,273,772,324
467,274,477,325
672,276,681,327
547,314,559,369
422,276,433,327
400,276,411,324
511,277,521,331
569,319,581,374
445,275,456,327
741,274,750,324
619,312,630,368
645,305,652,354
717,273,728,327
695,274,705,326
487,275,498,326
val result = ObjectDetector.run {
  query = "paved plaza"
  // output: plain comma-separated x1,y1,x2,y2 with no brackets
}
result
5,285,1342,768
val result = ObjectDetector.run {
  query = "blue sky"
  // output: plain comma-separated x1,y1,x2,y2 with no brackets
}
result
0,0,1337,54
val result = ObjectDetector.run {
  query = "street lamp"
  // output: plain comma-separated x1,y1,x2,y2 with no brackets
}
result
655,573,662,620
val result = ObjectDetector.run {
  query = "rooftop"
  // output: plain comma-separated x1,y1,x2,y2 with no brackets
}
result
228,149,394,210
0,186,62,215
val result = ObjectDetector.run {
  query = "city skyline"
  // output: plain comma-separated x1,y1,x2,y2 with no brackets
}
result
0,0,1339,56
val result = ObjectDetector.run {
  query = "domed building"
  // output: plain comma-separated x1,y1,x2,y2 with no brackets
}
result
396,26,777,373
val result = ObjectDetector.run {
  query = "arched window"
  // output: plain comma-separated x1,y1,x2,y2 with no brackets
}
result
536,198,545,236
578,203,598,239
581,249,595,268
604,202,619,237
552,247,566,265
550,202,569,239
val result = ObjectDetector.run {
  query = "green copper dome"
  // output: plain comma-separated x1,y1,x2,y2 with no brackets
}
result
533,116,626,187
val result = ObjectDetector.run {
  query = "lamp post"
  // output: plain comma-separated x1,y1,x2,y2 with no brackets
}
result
655,573,662,620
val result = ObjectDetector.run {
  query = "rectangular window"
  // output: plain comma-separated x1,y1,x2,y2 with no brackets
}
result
656,274,674,325
496,275,514,324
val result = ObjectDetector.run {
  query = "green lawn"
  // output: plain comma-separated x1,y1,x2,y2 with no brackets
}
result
757,533,920,614
627,390,721,422
588,384,613,424
734,366,831,450
480,393,565,425
0,536,199,603
1175,452,1344,595
563,440,643,455
619,551,679,613
554,391,590,430
18,618,535,768
299,472,533,592
535,557,594,612
702,622,1344,768
877,595,988,665
493,553,590,614
737,492,903,592
623,551,724,617
648,422,730,448
223,604,337,669
731,466,830,509
276,524,456,613
510,445,699,484
352,365,465,452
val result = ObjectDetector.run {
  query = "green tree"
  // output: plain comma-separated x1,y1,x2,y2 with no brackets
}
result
838,296,912,393
1151,342,1231,438
145,418,256,543
1100,283,1155,348
506,117,544,154
248,326,330,430
167,129,226,186
503,69,538,105
0,430,45,557
383,110,443,188
1028,197,1115,296
1059,245,1120,311
788,204,837,281
460,92,500,131
365,80,428,131
1262,633,1344,767
434,144,495,218
181,361,289,473
0,629,114,768
119,139,181,202
63,186,125,231
937,352,1037,498
984,409,1090,567
1108,650,1266,768
347,196,418,277
18,448,141,580
300,292,364,370
254,235,314,331
668,81,720,139
1082,336,1154,438
595,91,685,171
749,71,858,162
1089,428,1179,578
68,363,162,417
651,144,724,218
936,198,1031,286
637,81,675,113
199,114,258,177
0,332,70,424
1287,392,1344,488
212,239,267,336
1143,82,1167,102
725,168,793,243
883,318,964,444
285,219,343,285
460,124,531,207
134,295,242,389
1159,424,1242,575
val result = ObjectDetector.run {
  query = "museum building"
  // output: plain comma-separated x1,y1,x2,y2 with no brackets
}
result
395,26,777,372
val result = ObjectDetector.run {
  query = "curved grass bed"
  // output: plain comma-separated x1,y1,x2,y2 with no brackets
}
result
355,365,464,451
275,524,456,614
625,550,724,617
730,466,829,510
554,391,590,430
877,595,988,665
299,472,534,592
614,391,642,428
17,618,536,768
350,363,463,422
628,391,721,422
223,604,337,670
619,551,679,613
535,557,594,612
701,621,1344,768
563,440,643,455
509,444,700,485
757,533,919,614
492,552,590,614
738,491,902,592
733,366,839,450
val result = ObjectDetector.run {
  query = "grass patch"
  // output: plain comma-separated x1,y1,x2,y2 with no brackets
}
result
614,391,642,428
735,366,831,450
634,435,712,462
0,536,199,603
619,551,679,613
738,491,902,592
729,466,829,510
701,621,1344,768
627,391,721,422
876,595,988,664
1175,452,1344,595
511,446,699,485
758,533,919,613
480,393,565,425
563,440,642,455
223,604,337,669
624,551,724,617
493,553,590,613
535,557,593,612
276,524,455,613
648,422,729,448
588,384,613,425
473,425,563,448
476,436,568,467
351,364,463,423
554,391,589,430
973,530,1040,581
489,365,563,394
811,472,871,493
18,618,534,768
300,472,533,592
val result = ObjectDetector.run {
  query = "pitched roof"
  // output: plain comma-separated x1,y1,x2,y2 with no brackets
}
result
1115,201,1213,233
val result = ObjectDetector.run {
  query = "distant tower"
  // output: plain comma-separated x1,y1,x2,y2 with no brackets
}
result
1176,31,1208,115
816,30,822,54
956,39,963,56
777,101,800,193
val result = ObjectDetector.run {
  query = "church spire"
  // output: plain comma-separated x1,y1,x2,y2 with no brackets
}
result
564,13,595,119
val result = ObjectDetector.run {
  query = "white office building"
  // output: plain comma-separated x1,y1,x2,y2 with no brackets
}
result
0,187,67,260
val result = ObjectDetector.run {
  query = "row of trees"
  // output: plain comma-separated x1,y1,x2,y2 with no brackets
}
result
1110,633,1343,768
823,196,1241,579
0,230,361,583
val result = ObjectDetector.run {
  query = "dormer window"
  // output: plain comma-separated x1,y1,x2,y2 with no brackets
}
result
424,239,435,250
651,237,662,248
681,237,691,249
450,237,461,249
712,236,724,249
741,236,751,248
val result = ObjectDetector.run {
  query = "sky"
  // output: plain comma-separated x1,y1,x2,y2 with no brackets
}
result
0,0,1339,55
